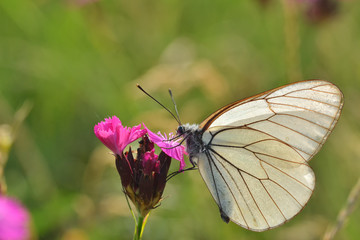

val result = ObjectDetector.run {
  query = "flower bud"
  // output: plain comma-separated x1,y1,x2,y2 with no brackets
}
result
115,136,171,216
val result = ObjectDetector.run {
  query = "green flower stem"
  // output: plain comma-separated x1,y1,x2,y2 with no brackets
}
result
134,213,149,240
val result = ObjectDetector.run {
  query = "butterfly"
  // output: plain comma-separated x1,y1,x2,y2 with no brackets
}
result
175,80,343,231
138,79,343,231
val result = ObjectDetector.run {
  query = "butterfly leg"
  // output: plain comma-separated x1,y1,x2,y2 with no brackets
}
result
166,158,197,181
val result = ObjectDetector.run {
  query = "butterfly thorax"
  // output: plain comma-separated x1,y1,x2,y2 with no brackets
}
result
177,123,204,166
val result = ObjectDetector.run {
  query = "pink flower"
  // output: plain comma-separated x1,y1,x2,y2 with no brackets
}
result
143,124,187,171
0,196,30,240
94,116,187,171
142,149,160,175
94,116,146,155
94,116,188,216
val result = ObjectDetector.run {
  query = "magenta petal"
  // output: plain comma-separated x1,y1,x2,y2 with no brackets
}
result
94,116,146,155
143,124,187,171
0,196,30,240
94,116,119,154
142,149,159,175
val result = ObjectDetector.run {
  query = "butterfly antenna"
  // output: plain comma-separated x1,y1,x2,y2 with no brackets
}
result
137,84,181,125
168,89,182,125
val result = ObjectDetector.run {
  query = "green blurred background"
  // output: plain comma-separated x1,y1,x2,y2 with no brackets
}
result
1,0,360,239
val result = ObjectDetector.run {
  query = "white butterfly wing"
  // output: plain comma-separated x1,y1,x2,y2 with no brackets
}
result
201,80,343,161
197,127,315,231
196,80,343,231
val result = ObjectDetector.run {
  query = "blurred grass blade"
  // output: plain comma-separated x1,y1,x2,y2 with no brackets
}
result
323,178,360,240
0,100,33,194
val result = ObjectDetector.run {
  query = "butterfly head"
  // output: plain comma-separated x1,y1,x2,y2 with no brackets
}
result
176,125,186,136
176,123,204,165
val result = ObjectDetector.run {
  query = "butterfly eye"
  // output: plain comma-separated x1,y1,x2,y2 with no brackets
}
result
177,126,185,135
